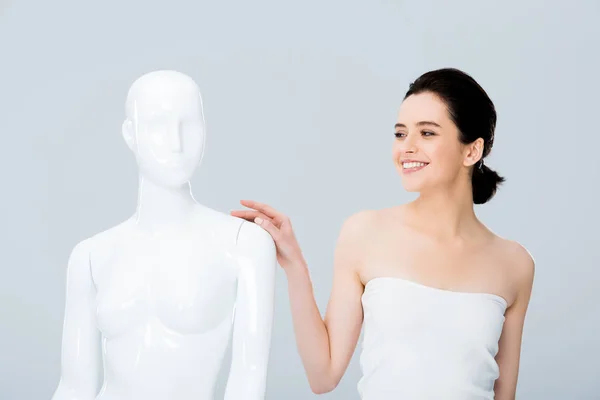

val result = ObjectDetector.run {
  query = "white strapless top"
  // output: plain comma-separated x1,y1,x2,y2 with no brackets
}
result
358,277,507,400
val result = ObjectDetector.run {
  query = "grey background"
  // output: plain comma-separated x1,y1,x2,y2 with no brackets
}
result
1,0,598,398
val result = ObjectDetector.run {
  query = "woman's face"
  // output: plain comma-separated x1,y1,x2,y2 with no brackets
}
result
392,92,474,194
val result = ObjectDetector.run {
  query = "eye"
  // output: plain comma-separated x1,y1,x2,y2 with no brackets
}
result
394,132,406,138
422,130,435,136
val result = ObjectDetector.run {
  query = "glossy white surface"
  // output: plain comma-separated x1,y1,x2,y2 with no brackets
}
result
51,70,277,400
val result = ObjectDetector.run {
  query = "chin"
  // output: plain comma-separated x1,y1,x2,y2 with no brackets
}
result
401,183,423,193
163,175,194,188
146,171,194,188
399,175,427,192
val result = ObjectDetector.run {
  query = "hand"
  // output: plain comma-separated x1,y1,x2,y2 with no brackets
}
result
231,200,306,271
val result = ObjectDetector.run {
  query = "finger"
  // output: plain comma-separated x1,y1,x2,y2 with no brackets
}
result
231,210,274,224
240,200,287,223
230,209,258,219
254,216,281,242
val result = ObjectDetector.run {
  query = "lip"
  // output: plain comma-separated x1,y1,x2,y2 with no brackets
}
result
400,159,429,164
400,159,429,174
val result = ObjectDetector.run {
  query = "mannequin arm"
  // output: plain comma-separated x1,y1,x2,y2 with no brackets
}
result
224,221,277,400
52,239,102,400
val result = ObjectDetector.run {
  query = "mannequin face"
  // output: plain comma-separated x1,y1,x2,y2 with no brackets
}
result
123,72,205,188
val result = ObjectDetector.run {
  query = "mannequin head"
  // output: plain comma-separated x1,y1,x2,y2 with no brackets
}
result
122,70,206,188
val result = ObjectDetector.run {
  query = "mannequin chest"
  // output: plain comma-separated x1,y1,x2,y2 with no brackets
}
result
91,234,239,339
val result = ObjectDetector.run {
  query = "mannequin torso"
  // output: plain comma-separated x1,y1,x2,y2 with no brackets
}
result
91,207,246,398
52,70,277,400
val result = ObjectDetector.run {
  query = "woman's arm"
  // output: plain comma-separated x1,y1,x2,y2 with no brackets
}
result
231,201,367,394
494,243,535,400
52,239,102,400
285,214,365,393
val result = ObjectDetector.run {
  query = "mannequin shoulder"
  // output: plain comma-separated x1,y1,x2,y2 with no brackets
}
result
67,230,112,266
68,238,93,265
204,208,274,249
72,219,132,254
231,220,277,271
65,221,131,280
235,219,275,249
64,238,96,288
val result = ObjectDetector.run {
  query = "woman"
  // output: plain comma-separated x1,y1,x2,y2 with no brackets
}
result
231,68,535,399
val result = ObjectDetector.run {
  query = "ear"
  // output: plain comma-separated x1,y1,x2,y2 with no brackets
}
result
122,119,135,152
464,138,484,167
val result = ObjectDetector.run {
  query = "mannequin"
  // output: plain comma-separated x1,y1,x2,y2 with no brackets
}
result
51,70,277,400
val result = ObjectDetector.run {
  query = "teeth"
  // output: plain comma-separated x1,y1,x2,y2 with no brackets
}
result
402,162,427,169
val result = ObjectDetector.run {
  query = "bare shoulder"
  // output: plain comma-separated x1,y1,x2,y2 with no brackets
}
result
339,208,382,238
338,206,408,246
502,240,534,277
334,210,378,256
334,208,388,275
495,238,535,296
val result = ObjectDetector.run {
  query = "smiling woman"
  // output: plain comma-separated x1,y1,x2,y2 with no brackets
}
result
393,68,505,205
232,67,534,400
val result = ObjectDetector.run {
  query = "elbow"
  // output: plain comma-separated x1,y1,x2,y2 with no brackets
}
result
307,364,341,394
309,377,339,395
311,386,334,395
310,383,337,395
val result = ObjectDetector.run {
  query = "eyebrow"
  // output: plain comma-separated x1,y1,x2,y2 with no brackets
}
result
395,121,442,129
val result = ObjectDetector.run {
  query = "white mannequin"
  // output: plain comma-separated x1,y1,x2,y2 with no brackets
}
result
51,70,277,400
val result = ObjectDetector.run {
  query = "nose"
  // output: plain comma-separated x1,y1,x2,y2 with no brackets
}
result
167,120,183,153
402,133,418,154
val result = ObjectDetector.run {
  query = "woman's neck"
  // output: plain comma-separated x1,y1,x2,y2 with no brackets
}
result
409,181,480,241
133,176,197,233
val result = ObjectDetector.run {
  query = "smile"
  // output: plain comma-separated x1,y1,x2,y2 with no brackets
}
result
402,161,429,172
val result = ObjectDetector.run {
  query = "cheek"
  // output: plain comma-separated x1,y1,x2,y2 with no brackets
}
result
183,140,203,166
391,141,402,161
429,146,451,162
135,140,155,163
137,136,169,162
429,145,463,175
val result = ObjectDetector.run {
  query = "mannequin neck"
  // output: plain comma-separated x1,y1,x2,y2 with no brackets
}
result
133,176,197,234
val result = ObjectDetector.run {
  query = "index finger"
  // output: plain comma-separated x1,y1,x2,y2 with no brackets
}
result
240,199,286,222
